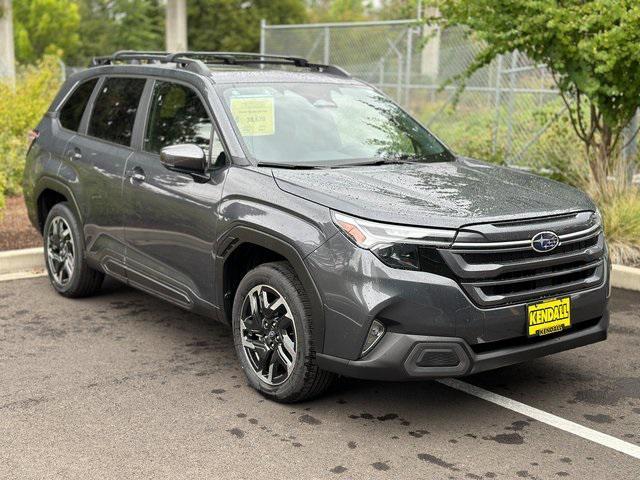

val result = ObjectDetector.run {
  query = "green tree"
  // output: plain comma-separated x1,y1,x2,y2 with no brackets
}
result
376,0,420,20
188,0,307,53
433,0,640,186
12,0,81,62
70,0,164,65
308,0,369,22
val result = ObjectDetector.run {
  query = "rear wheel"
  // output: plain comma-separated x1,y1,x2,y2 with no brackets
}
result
232,261,335,402
43,202,104,297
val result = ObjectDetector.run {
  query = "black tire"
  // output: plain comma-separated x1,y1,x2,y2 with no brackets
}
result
232,261,335,403
43,202,104,298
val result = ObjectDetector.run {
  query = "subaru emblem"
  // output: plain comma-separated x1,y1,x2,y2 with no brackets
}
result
531,231,560,253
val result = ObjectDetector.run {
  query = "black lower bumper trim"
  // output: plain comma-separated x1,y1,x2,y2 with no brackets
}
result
316,311,609,381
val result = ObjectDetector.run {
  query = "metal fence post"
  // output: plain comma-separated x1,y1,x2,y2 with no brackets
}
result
492,54,504,156
404,26,414,106
632,110,639,162
622,109,639,182
624,110,639,159
323,27,330,64
505,50,518,162
260,19,266,55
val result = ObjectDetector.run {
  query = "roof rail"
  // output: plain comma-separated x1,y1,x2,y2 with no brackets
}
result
90,50,211,75
90,50,168,66
170,51,351,77
89,50,350,78
167,51,310,66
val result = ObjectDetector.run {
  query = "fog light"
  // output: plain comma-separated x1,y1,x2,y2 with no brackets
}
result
361,320,385,357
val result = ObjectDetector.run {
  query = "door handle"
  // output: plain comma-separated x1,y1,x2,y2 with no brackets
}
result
130,167,146,184
70,148,82,161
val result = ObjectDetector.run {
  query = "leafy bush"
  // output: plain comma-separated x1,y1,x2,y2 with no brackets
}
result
585,164,640,266
0,56,62,201
600,188,640,267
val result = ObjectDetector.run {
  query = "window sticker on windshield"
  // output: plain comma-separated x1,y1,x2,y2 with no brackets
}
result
230,96,275,136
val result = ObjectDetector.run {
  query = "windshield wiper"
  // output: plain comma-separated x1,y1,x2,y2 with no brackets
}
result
257,162,325,169
338,159,409,167
393,154,427,162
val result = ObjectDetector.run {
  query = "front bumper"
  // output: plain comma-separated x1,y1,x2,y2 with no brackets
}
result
306,231,610,379
317,310,608,380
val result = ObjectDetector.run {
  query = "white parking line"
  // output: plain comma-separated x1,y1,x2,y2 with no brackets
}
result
438,378,640,461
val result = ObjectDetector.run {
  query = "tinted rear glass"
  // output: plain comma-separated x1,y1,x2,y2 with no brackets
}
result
59,78,98,131
88,77,146,146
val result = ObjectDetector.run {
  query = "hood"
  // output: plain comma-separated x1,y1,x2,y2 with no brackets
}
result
272,158,596,229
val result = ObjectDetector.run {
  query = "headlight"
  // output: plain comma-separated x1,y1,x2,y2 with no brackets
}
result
331,211,456,270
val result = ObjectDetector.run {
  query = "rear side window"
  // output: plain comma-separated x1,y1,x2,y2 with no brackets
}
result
88,77,146,146
59,78,98,131
144,81,212,153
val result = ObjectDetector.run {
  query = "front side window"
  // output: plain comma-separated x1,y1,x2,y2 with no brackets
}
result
218,83,453,166
59,78,98,131
88,77,146,146
145,81,212,154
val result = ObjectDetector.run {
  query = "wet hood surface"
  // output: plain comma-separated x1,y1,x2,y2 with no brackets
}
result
272,158,596,229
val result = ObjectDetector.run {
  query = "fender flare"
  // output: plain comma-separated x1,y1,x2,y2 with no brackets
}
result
215,225,326,353
33,176,83,230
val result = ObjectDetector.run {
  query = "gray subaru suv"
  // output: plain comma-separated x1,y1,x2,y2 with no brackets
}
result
24,51,610,402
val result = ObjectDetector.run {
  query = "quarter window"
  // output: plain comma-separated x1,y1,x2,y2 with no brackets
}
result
88,77,146,146
145,81,212,154
59,78,98,131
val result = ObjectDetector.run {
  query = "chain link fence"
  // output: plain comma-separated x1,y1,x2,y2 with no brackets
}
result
262,19,638,173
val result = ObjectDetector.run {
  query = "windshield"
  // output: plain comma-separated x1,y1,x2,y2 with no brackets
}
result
217,83,453,166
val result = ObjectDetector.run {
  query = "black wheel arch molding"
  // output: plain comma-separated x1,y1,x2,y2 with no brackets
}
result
215,224,328,353
31,176,83,233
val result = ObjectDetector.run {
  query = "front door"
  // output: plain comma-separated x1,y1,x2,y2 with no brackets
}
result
122,79,228,310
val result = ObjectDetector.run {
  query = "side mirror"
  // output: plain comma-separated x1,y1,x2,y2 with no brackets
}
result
160,144,206,173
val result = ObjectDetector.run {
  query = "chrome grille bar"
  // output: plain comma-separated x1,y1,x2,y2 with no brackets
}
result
438,214,606,307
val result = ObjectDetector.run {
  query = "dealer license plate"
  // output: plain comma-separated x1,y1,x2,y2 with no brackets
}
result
527,297,571,337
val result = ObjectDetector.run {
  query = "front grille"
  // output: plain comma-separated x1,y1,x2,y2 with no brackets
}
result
437,212,606,307
479,263,599,297
460,235,599,265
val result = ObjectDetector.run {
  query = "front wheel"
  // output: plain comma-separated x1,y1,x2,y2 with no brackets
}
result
232,261,335,403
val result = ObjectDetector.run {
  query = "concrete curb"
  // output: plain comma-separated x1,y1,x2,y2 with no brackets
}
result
0,270,47,282
0,247,44,275
611,264,640,292
0,247,639,292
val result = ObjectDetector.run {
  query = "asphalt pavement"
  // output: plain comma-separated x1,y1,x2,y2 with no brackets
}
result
1,277,639,479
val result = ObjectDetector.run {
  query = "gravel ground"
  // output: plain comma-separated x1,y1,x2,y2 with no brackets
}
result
0,277,639,479
0,196,41,251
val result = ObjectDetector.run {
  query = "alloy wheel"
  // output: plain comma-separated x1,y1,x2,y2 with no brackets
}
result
239,284,298,386
46,216,75,286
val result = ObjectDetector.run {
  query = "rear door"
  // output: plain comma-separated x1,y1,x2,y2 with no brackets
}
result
76,76,147,277
122,78,228,309
47,77,100,221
